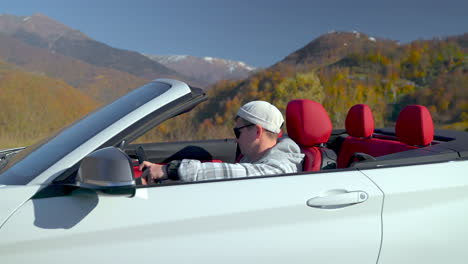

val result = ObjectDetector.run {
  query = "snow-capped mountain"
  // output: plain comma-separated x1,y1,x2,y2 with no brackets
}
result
144,54,257,84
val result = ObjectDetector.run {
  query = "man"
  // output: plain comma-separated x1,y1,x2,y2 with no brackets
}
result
139,101,304,183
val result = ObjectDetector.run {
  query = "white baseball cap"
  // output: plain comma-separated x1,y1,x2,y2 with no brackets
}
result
236,101,284,133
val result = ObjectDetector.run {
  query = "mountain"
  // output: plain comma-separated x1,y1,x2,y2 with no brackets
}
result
0,59,99,148
0,15,465,147
275,31,399,70
0,13,88,45
144,54,256,84
0,13,205,87
0,32,148,102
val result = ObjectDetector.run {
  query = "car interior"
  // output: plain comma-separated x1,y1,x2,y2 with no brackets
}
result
125,99,467,183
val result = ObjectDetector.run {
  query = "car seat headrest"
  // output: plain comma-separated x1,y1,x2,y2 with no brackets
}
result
396,105,434,146
345,104,375,138
286,99,332,147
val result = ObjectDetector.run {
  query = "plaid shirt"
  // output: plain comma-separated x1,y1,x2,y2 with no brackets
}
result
178,138,304,182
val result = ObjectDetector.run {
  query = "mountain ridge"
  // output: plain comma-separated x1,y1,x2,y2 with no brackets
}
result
0,13,88,40
274,31,399,70
0,13,206,88
0,32,149,102
145,54,257,84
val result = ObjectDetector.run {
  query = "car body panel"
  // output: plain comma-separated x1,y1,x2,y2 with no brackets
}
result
0,185,40,227
0,170,383,263
361,160,468,264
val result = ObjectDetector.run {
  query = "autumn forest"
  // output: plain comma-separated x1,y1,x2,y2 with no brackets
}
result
140,32,468,143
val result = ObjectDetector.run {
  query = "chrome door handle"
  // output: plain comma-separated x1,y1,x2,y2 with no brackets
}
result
307,190,368,209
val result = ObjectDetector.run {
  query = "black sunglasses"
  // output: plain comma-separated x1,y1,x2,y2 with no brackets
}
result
233,124,255,138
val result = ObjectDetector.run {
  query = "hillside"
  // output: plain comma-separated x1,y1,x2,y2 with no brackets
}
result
0,32,150,102
0,60,99,148
275,31,399,70
448,33,468,51
0,13,89,43
0,13,206,89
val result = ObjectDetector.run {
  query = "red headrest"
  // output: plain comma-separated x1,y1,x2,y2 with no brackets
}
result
396,105,434,146
345,104,375,138
286,99,332,147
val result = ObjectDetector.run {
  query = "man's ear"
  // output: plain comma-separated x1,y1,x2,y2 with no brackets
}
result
255,124,263,139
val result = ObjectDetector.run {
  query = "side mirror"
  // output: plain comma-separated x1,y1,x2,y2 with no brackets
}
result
76,147,136,196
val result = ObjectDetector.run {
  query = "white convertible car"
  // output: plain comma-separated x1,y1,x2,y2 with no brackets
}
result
0,79,467,263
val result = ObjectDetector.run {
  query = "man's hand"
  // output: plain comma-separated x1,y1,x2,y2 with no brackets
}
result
139,161,167,184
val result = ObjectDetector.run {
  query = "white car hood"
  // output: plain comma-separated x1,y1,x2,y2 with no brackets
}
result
0,185,41,228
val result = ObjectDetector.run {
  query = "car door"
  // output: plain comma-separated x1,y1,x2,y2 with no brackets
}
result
360,160,468,264
0,169,383,264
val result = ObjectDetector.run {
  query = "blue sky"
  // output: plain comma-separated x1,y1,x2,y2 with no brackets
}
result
4,0,468,67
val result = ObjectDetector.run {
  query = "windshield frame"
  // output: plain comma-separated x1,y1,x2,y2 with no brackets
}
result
0,79,203,185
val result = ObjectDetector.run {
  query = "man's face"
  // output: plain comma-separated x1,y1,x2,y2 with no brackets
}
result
234,119,257,158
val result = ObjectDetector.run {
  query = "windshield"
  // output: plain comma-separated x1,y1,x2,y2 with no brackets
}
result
0,81,171,185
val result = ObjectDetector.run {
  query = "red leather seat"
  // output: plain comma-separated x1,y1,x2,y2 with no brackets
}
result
337,104,376,168
396,105,434,147
286,99,333,171
345,104,375,139
337,104,434,168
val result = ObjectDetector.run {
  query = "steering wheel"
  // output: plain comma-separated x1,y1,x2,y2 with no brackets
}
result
135,145,170,185
135,146,151,184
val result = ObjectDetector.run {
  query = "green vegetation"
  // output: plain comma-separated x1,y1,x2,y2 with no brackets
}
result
0,60,99,148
